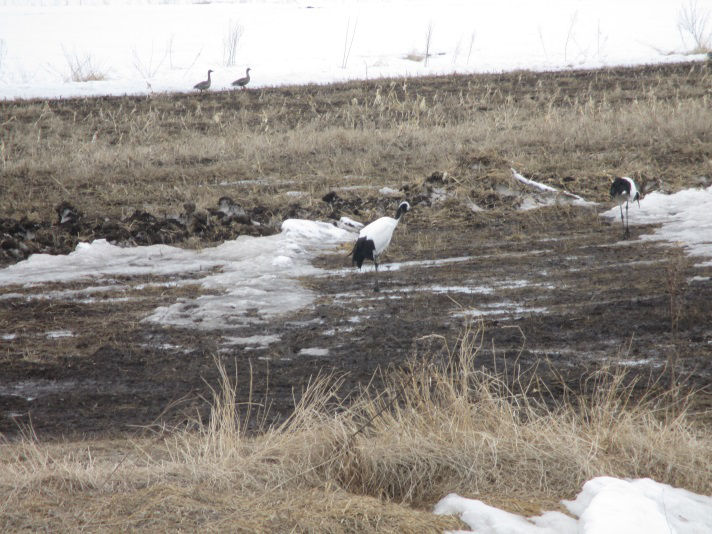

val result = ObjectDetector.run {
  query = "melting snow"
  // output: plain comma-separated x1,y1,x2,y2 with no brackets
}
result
435,476,712,534
298,347,329,357
0,220,352,331
45,330,74,339
511,169,597,210
602,186,712,266
453,302,548,318
223,334,280,348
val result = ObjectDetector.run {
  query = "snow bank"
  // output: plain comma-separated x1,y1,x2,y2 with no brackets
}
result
0,1,702,100
435,476,712,534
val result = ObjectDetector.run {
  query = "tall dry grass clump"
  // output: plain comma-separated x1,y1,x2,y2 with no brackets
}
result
332,324,711,504
1,324,710,529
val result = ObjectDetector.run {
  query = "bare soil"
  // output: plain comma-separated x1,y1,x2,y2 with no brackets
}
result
1,62,711,440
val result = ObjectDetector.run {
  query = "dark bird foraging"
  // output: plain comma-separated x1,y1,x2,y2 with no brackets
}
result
193,69,213,92
232,67,251,89
610,176,641,239
351,201,410,292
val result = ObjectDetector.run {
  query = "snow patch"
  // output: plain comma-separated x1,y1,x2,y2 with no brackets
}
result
45,330,74,339
435,476,712,534
298,347,329,357
0,219,352,332
223,334,280,348
601,186,712,266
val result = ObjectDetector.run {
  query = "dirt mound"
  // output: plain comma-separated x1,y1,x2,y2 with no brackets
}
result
0,198,279,267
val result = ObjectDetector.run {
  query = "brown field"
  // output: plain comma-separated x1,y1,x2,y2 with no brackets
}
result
1,61,711,530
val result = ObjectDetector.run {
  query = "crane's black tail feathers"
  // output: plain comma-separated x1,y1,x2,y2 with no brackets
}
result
351,237,375,269
610,177,631,198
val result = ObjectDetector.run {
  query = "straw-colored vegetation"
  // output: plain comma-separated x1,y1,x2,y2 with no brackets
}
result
2,63,711,223
1,324,710,531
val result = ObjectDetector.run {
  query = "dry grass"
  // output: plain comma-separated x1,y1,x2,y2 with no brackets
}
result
1,324,709,530
2,63,711,223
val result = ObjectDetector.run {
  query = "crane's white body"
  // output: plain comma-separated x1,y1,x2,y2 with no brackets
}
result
359,216,399,260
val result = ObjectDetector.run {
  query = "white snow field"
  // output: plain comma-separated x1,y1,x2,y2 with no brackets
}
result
0,0,707,100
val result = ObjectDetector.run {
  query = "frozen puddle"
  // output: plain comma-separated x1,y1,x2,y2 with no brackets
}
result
453,302,548,319
223,334,281,349
0,220,353,332
45,330,74,339
298,347,330,357
325,250,551,276
0,379,83,402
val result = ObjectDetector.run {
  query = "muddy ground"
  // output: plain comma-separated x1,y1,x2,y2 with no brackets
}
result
1,62,712,439
2,200,711,439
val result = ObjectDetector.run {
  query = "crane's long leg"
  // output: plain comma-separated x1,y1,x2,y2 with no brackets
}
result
619,202,625,237
625,201,630,238
373,261,380,292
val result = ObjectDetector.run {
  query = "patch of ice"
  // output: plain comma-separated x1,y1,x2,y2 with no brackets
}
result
385,285,494,295
298,347,329,357
2,333,17,341
322,326,355,336
689,276,710,282
45,330,74,339
223,334,280,348
0,379,80,401
616,358,663,368
453,302,548,318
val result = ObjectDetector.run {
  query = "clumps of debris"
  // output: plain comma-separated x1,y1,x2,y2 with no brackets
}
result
0,196,278,267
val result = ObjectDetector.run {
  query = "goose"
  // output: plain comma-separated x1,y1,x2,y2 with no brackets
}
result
610,176,640,239
193,69,213,92
232,67,251,89
351,201,410,292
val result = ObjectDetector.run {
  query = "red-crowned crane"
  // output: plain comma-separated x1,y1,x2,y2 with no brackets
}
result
351,201,410,292
610,176,640,239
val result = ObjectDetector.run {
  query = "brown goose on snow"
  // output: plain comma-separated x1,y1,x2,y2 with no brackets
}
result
232,67,251,89
193,69,213,92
